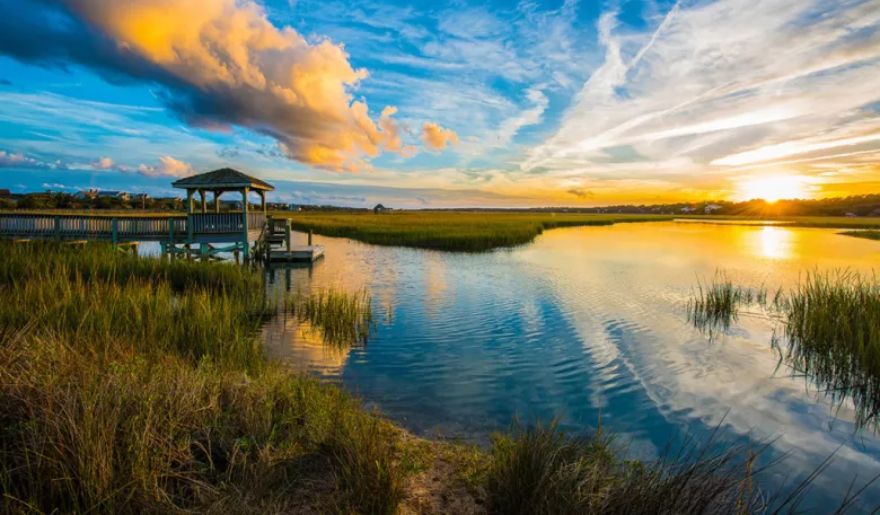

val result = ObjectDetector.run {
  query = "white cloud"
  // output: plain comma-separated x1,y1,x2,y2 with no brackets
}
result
523,0,880,189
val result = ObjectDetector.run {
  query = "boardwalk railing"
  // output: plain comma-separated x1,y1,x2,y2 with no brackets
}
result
0,212,269,244
0,214,188,242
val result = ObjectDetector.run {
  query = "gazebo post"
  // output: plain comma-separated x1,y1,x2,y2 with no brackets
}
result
214,190,221,213
259,190,266,214
186,189,194,214
199,190,207,213
241,187,250,261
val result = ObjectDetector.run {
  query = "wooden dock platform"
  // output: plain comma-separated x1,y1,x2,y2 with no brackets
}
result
268,245,325,263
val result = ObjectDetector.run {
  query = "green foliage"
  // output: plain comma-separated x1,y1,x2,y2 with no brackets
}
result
0,243,408,513
776,271,880,430
285,287,374,347
486,422,771,515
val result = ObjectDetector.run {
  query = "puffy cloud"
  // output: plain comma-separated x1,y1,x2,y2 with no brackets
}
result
137,156,193,178
0,150,65,170
92,156,114,170
0,0,415,171
422,122,459,151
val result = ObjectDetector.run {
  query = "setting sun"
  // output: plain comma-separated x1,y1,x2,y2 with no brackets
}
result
737,175,809,203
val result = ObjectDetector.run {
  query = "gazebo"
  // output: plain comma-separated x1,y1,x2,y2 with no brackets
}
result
168,167,276,262
172,167,274,215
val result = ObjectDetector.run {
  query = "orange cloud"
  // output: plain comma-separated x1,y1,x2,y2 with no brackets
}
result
138,155,193,178
58,0,406,171
422,122,459,151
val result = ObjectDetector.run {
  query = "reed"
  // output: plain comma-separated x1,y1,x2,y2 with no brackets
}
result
688,270,880,429
485,422,873,514
687,274,769,334
776,271,880,429
285,287,374,347
0,242,407,513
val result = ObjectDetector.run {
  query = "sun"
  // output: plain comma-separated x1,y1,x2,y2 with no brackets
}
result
737,175,808,203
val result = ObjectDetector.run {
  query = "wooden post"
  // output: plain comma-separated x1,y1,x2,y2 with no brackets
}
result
186,189,194,214
199,190,207,213
111,217,118,244
54,216,61,240
214,190,221,213
285,218,291,252
260,190,266,214
241,187,250,261
308,230,313,246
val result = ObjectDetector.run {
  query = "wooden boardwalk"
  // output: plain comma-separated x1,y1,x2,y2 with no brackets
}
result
0,212,323,264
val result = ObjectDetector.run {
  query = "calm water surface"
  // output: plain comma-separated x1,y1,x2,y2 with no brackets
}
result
262,222,880,510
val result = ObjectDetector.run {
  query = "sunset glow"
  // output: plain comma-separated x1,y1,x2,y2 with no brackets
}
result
737,175,810,203
0,0,878,206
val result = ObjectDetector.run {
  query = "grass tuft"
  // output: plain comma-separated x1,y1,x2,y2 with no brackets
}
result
285,287,374,347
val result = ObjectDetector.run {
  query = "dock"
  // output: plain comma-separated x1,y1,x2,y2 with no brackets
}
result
0,168,324,266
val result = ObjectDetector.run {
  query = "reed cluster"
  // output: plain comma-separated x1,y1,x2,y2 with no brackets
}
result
0,242,407,513
285,287,374,347
689,270,880,430
484,422,873,514
777,271,880,429
687,274,773,334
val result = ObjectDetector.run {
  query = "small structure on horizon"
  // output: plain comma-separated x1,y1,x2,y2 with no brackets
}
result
704,204,722,214
373,203,390,214
680,206,694,214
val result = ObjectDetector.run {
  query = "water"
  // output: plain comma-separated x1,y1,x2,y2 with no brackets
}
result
261,221,880,510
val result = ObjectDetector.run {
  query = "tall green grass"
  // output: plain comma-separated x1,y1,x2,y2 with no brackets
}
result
285,287,374,347
687,274,774,335
0,242,407,513
776,271,880,429
689,270,880,430
485,422,875,514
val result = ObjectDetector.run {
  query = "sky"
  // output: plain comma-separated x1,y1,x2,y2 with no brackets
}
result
0,0,878,208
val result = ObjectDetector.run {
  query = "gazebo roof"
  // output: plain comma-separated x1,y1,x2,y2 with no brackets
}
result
172,168,274,191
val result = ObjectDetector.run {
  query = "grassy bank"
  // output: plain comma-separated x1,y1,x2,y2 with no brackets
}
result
1,244,870,512
275,212,671,252
840,230,880,241
0,243,409,513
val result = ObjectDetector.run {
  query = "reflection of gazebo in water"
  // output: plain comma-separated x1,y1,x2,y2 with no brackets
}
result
167,167,274,262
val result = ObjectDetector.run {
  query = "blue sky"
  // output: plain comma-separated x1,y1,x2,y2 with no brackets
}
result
0,0,878,207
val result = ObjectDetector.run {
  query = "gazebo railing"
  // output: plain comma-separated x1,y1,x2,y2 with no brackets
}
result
189,212,266,234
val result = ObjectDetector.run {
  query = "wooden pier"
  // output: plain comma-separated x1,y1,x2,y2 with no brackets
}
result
0,168,324,265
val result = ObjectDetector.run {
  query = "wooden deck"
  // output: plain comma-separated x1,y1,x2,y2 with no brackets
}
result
0,212,325,265
0,212,266,260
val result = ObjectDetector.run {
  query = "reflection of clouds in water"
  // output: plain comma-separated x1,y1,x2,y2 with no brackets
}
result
262,222,880,508
262,311,351,377
520,223,880,499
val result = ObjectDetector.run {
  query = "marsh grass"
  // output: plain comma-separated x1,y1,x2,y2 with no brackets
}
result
485,421,878,515
840,230,880,241
280,212,669,252
0,242,407,513
285,287,374,347
687,273,774,335
775,271,880,429
689,269,880,430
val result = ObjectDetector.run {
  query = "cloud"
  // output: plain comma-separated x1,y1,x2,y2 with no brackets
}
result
523,0,880,193
137,156,194,178
92,156,114,170
422,122,459,151
566,188,594,198
0,0,416,172
0,150,65,170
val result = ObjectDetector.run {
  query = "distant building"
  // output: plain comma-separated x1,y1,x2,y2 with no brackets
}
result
98,190,130,201
0,189,10,199
704,204,722,214
845,212,858,218
373,203,390,214
77,188,99,200
680,206,695,213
